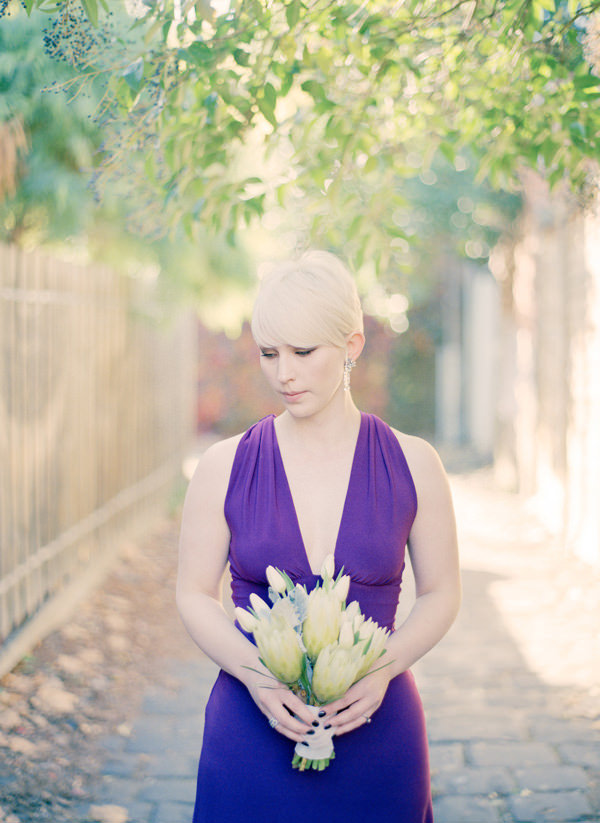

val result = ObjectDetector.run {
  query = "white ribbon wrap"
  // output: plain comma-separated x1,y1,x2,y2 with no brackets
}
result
294,705,334,761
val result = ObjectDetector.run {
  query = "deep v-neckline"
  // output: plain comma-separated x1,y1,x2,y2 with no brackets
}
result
271,412,365,576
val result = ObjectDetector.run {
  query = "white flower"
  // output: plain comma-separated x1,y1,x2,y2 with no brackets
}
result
271,596,298,628
312,643,362,703
340,600,361,624
333,574,350,602
338,621,355,649
266,565,287,594
254,614,304,684
249,592,270,615
358,618,377,640
320,553,335,580
235,606,258,633
352,613,365,633
302,588,342,660
356,625,389,679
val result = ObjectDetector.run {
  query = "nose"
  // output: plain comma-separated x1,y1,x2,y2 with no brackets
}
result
276,352,295,384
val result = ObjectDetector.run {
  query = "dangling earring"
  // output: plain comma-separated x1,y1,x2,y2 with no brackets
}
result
343,357,356,392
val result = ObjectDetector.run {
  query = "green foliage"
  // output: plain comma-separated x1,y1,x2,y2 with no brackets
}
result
0,12,102,243
4,0,600,273
0,4,254,304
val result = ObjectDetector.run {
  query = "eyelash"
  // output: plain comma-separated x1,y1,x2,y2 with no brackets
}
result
260,349,315,358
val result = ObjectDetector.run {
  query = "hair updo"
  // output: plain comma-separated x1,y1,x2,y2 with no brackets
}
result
251,250,364,349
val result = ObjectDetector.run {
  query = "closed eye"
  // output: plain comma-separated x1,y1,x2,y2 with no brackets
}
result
295,348,316,356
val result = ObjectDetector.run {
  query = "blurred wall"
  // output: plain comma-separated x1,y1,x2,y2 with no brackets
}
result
493,173,600,566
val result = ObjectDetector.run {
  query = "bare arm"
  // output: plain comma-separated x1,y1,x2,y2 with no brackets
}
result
327,434,461,734
176,437,313,741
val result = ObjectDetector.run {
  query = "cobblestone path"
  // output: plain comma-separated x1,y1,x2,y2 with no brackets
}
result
78,470,600,823
4,467,597,823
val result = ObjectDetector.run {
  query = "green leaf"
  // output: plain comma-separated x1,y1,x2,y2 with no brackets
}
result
121,57,144,92
80,0,98,26
233,48,250,67
286,0,301,28
573,72,600,90
439,142,455,165
184,41,214,67
256,82,277,127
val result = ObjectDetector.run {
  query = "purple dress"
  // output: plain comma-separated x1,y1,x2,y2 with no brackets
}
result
193,413,433,822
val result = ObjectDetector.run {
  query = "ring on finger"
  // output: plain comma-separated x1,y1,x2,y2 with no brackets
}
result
268,716,279,729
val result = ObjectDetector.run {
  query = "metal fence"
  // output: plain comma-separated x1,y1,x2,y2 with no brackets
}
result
0,243,196,650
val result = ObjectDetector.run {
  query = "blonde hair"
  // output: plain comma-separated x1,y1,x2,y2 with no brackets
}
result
251,250,364,349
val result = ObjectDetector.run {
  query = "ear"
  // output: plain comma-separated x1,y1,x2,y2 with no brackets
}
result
346,331,365,362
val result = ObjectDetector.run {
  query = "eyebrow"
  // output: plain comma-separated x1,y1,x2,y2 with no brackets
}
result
260,344,316,351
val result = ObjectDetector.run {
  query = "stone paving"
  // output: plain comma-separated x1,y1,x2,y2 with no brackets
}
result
82,471,600,823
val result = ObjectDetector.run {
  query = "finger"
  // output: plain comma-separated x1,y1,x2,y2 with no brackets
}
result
281,693,318,727
331,710,375,737
259,694,313,737
327,696,375,729
319,693,358,721
262,706,310,741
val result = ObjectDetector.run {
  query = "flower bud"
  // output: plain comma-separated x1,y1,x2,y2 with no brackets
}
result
320,553,335,580
249,593,270,615
266,565,287,594
333,574,350,602
235,606,258,633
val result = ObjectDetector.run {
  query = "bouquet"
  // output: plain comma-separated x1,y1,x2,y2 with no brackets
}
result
235,554,389,772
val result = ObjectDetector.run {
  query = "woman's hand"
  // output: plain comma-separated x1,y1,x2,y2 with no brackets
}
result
244,666,315,743
321,663,393,736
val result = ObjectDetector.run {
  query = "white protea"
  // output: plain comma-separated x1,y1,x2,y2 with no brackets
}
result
356,624,389,679
340,599,361,625
266,565,287,594
358,617,377,641
333,574,350,602
302,587,342,660
312,643,363,703
270,596,298,628
338,620,355,649
254,613,304,684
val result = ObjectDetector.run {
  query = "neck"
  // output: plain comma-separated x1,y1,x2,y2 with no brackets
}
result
276,391,361,449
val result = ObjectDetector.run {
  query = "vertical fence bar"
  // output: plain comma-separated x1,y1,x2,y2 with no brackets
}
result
0,243,196,656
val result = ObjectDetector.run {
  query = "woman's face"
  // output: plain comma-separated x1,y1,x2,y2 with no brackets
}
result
258,343,346,417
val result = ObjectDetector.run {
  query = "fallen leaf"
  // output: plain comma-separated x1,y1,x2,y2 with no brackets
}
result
56,654,87,675
0,709,21,731
107,635,129,652
88,804,129,823
80,648,104,666
33,681,78,714
8,735,38,756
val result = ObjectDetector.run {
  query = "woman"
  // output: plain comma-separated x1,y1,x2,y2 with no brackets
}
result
177,250,461,822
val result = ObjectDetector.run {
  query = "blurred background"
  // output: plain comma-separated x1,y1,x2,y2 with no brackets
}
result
1,0,600,674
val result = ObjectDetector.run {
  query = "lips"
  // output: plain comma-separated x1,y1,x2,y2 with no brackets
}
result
282,391,306,399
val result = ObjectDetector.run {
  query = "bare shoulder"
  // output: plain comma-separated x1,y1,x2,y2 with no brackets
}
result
389,428,448,489
184,433,244,506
